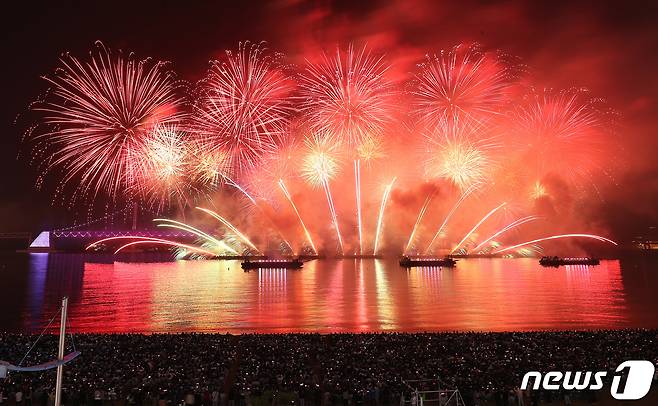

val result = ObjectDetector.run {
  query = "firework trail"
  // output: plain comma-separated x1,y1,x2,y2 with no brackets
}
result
114,240,220,256
472,215,540,252
219,186,296,254
196,206,261,253
355,160,363,255
31,43,185,201
373,177,396,255
154,218,225,247
152,218,242,256
452,202,507,254
302,135,344,253
404,194,433,254
413,43,514,130
218,175,294,253
191,42,294,173
323,179,344,253
86,236,223,257
278,179,317,254
425,185,477,253
299,44,395,147
493,233,618,254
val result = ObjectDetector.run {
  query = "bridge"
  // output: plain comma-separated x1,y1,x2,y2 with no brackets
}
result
29,230,197,251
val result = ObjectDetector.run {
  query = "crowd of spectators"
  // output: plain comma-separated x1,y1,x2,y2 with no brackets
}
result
1,330,657,405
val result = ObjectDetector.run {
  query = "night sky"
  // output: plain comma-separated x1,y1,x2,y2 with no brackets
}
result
2,0,657,240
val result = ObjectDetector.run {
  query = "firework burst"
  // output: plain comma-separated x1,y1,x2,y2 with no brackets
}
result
135,125,192,209
187,141,232,189
191,42,295,173
301,134,341,186
510,87,614,185
244,134,300,200
427,138,488,190
299,44,395,147
356,136,386,163
423,119,498,190
31,41,620,258
30,42,185,202
413,43,516,130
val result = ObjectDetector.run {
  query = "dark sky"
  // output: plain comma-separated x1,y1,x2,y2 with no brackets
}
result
2,0,657,239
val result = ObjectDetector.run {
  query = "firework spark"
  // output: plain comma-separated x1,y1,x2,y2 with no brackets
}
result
191,42,294,173
244,135,299,200
153,219,240,256
31,43,185,201
299,44,395,147
223,176,294,253
426,137,489,190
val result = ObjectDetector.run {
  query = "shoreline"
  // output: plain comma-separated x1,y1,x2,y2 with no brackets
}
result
3,327,658,335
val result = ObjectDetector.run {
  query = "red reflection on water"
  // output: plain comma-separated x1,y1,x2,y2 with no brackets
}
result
68,262,155,332
28,258,640,333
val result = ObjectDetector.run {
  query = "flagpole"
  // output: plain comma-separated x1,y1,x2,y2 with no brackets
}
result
54,297,68,406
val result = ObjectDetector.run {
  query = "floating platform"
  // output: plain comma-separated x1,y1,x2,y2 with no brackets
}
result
399,256,457,268
241,258,304,270
539,257,600,267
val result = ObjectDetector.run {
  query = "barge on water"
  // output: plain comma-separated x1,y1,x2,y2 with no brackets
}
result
241,258,304,270
399,256,457,268
539,256,600,267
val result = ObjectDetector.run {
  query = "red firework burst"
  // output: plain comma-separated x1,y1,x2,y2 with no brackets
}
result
30,42,186,202
509,87,615,185
190,42,295,174
299,44,396,147
413,43,517,131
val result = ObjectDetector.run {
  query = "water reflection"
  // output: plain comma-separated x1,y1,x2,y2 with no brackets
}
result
0,253,656,333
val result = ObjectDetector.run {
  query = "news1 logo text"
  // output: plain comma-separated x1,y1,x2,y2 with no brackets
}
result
521,360,655,400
